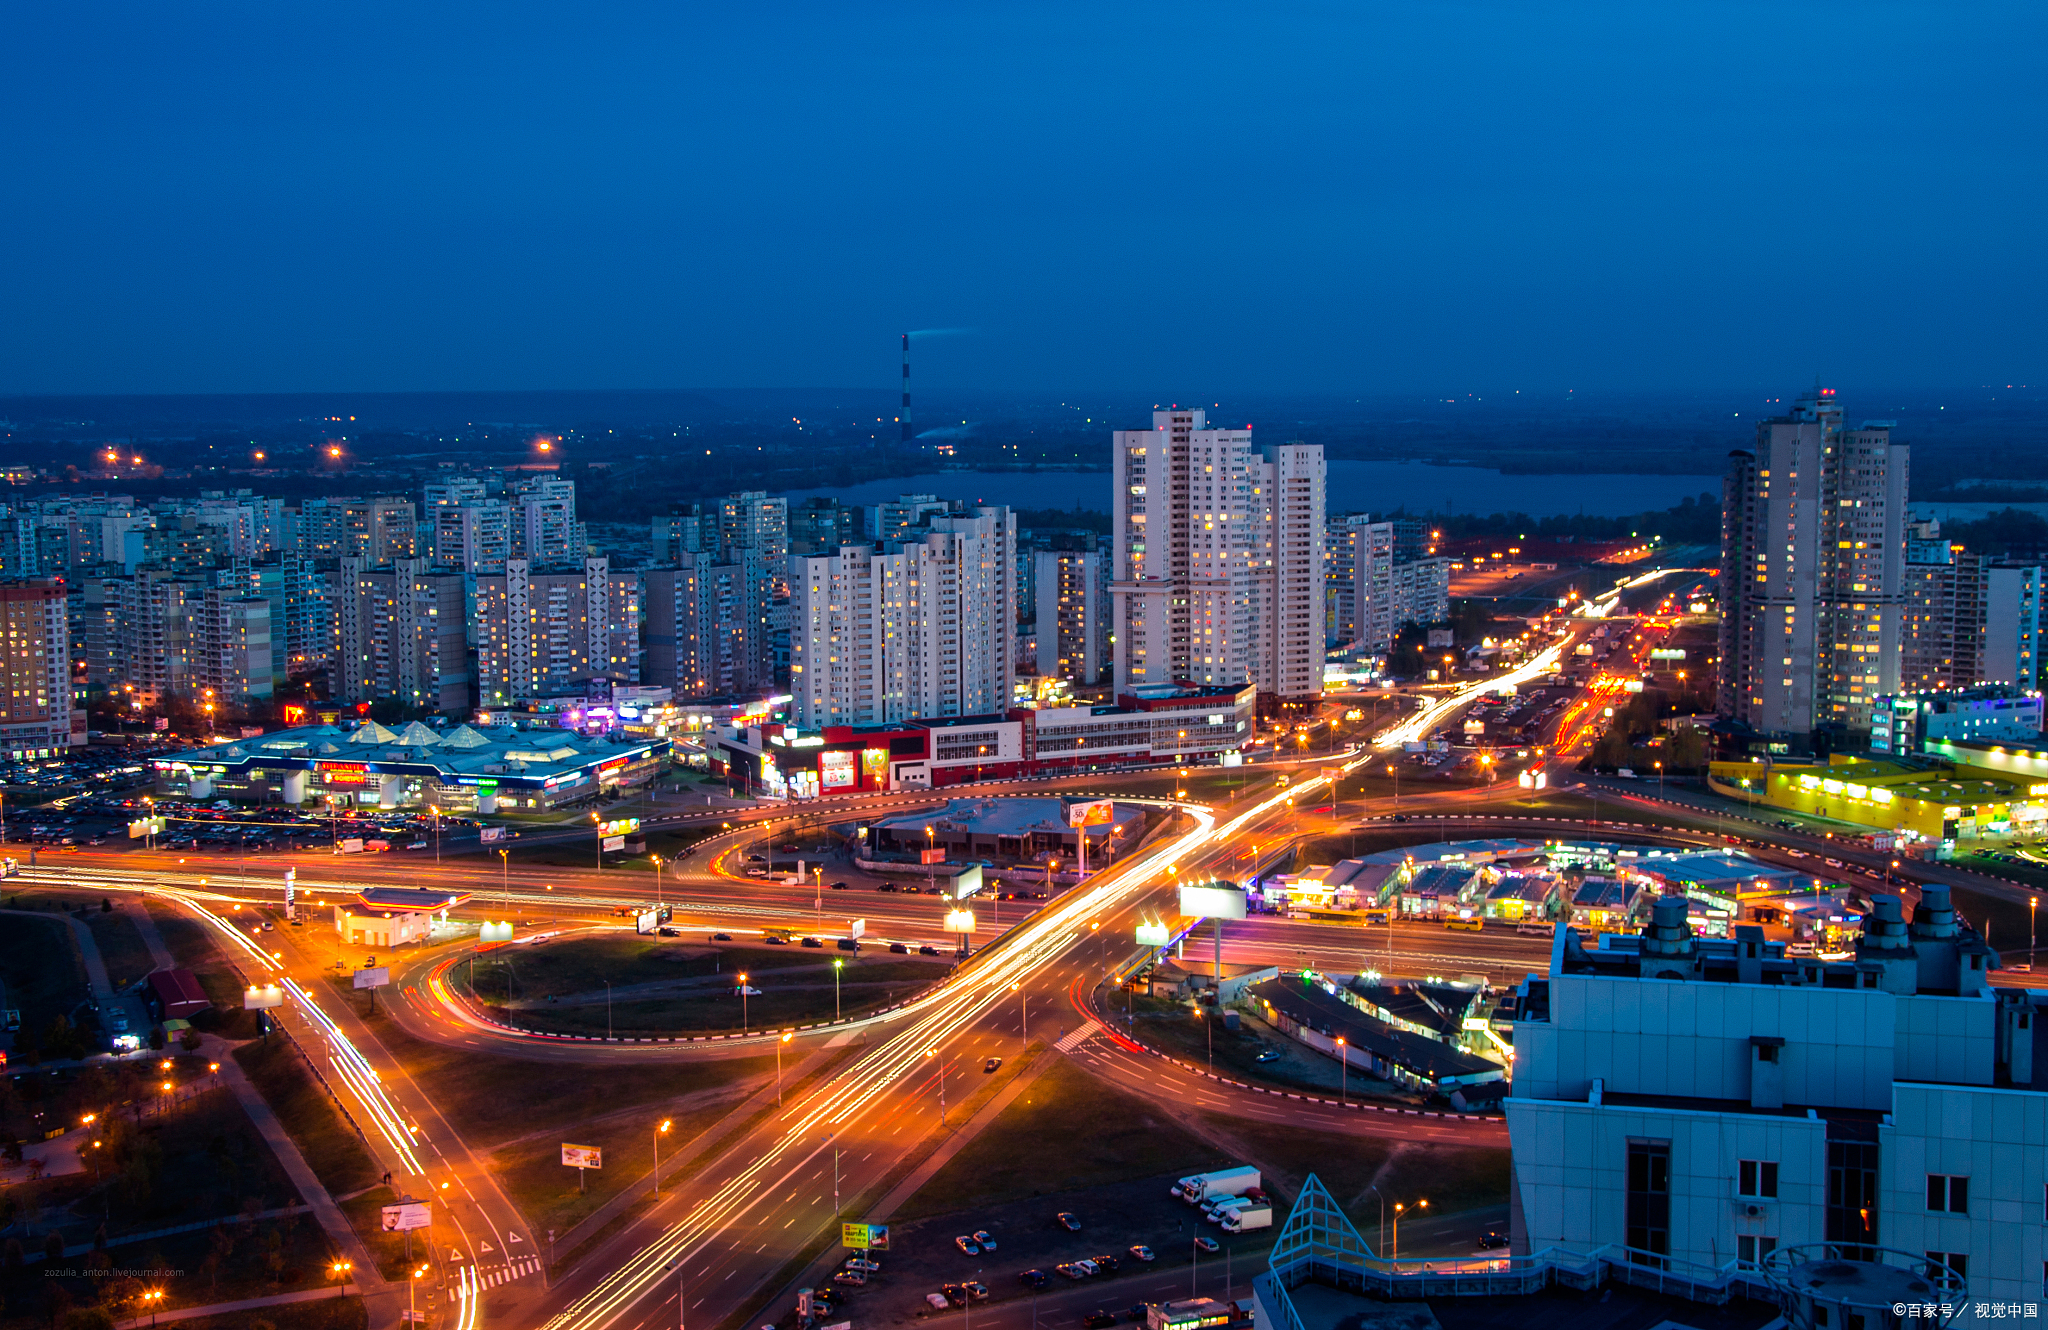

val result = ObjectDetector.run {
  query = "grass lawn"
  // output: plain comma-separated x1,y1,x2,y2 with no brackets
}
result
0,908,91,1048
500,977,930,1037
469,937,870,999
81,905,157,991
893,1058,1225,1221
234,1038,382,1199
343,1000,775,1154
1193,1112,1509,1222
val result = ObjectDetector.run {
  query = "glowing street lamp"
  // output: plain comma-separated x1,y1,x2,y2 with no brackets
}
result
653,1118,672,1196
738,972,750,1034
777,1031,793,1104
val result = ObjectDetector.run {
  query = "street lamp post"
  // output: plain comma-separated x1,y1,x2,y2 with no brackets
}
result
2033,894,2040,964
777,1031,792,1105
739,972,749,1035
409,1265,427,1326
1390,1198,1426,1260
1011,981,1026,1038
142,1289,164,1325
329,1259,352,1298
430,805,441,863
653,1118,671,1197
832,958,843,1021
1336,1036,1347,1105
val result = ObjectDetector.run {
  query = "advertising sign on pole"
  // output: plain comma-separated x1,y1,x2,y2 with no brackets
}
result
380,1202,432,1231
602,836,625,852
635,909,660,935
1135,921,1171,947
352,967,391,990
841,1222,889,1250
920,847,946,864
479,826,505,843
478,921,515,944
848,918,865,939
242,984,285,1010
943,908,976,933
560,1144,603,1169
284,868,296,922
950,864,983,900
1067,799,1114,828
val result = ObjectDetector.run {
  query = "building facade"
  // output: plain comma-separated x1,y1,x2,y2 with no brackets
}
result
1033,549,1106,684
789,508,1016,727
1507,889,2041,1300
334,558,471,713
1719,387,1909,735
0,580,78,758
474,557,637,705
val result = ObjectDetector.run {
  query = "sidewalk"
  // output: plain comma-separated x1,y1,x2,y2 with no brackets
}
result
111,1282,363,1328
127,898,177,970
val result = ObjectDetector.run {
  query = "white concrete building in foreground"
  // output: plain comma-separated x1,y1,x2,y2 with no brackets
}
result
1506,887,2043,1300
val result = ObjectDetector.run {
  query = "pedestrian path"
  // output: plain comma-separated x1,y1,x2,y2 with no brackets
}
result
1053,1020,1101,1053
126,898,177,970
475,1254,544,1289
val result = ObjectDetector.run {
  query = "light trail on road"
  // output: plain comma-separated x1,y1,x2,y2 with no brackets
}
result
544,772,1346,1330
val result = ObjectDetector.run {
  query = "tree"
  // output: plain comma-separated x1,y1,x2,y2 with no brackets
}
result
178,1028,202,1052
99,899,111,914
146,1026,165,1052
42,1230,64,1263
59,1304,116,1330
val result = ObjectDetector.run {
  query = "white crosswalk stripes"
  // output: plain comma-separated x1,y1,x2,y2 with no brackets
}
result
478,1255,545,1289
1054,1021,1103,1053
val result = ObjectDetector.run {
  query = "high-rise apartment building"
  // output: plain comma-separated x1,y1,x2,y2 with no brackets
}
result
644,551,769,697
789,508,1015,727
1109,410,1324,700
790,498,858,555
334,558,470,712
1033,549,1106,684
0,580,77,758
1718,387,1908,734
510,478,583,564
187,591,274,703
429,500,513,573
474,557,636,705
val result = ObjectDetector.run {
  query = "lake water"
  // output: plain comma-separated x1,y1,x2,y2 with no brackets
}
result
783,461,1721,519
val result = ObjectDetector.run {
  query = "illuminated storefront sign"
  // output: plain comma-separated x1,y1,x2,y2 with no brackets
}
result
320,761,370,785
821,750,856,789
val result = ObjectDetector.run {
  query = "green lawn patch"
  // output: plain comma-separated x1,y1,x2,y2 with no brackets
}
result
0,909,91,1054
81,906,157,991
893,1058,1224,1222
233,1039,381,1199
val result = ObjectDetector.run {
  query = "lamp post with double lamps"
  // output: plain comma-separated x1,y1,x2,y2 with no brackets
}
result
653,1117,671,1196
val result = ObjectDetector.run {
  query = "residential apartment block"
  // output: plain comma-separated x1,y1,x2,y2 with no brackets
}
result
0,580,79,757
1110,408,1325,702
474,557,637,705
1719,386,1909,735
1033,549,1106,684
334,558,470,713
789,507,1016,728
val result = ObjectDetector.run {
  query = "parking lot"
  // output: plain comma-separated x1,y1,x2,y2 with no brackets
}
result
799,1170,1273,1329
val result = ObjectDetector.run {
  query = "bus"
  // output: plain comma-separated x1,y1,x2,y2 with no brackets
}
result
1361,907,1392,926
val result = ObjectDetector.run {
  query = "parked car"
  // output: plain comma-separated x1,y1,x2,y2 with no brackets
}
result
1193,1236,1219,1253
926,1294,951,1310
1056,1212,1081,1232
1090,1254,1120,1273
1084,1314,1117,1328
972,1230,995,1250
954,1236,980,1256
1125,1305,1152,1324
1054,1264,1085,1281
1128,1245,1154,1263
963,1282,989,1302
889,942,909,954
1017,1270,1050,1288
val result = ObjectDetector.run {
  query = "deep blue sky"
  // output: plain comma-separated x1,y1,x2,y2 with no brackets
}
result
4,2,2040,396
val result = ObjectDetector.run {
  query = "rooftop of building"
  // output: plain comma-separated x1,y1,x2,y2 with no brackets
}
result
159,720,662,780
867,797,1143,840
1249,975,1502,1084
352,886,473,912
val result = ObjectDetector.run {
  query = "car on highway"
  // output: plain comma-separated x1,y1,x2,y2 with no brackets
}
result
1193,1236,1218,1253
711,933,732,941
954,1235,980,1256
1056,1212,1082,1231
657,927,680,937
919,945,941,957
1476,1230,1509,1250
889,942,909,954
983,1057,1002,1073
764,935,787,944
801,937,824,948
1127,1245,1154,1263
829,881,849,890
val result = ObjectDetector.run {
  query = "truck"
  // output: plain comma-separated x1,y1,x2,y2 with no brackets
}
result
1217,1203,1273,1234
1200,1195,1254,1220
1172,1166,1260,1204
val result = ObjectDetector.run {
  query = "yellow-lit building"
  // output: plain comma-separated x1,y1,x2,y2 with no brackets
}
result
1710,737,2048,843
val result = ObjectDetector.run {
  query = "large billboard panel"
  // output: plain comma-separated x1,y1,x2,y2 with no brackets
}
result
561,1143,603,1169
1178,882,1248,920
1068,799,1114,827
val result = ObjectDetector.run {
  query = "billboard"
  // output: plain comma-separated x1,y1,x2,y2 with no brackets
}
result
479,921,515,944
636,909,660,935
841,1222,889,1250
1135,921,1171,947
284,868,296,922
951,865,983,900
320,761,370,785
339,838,365,854
380,1202,432,1231
243,984,285,1010
920,847,946,864
848,918,866,939
603,836,625,852
561,1143,603,1169
820,750,856,789
479,826,506,843
598,817,641,838
352,967,391,990
1068,799,1114,828
943,908,976,933
1178,882,1248,920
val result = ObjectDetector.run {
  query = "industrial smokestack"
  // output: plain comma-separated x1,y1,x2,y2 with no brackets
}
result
900,332,912,444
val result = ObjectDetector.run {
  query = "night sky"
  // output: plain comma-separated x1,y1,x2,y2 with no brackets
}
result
4,2,2040,395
